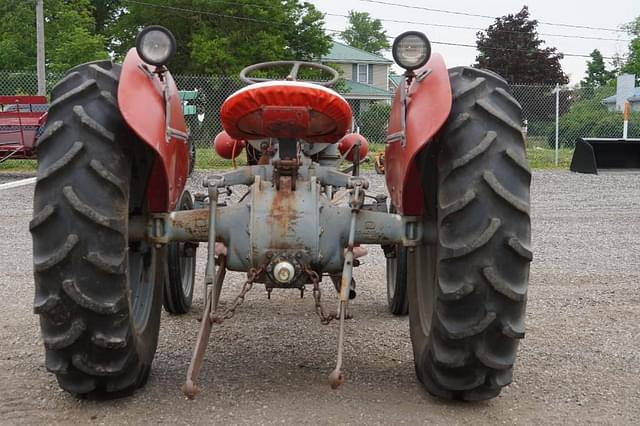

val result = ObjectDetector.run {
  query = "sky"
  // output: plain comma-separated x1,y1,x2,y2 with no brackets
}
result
307,0,640,85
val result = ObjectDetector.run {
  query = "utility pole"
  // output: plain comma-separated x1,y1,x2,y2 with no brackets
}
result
36,0,46,96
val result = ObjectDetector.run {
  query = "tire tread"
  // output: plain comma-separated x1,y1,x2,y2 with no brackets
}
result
32,60,162,398
410,66,531,401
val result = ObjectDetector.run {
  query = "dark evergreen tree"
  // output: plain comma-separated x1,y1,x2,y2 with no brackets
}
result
475,6,568,85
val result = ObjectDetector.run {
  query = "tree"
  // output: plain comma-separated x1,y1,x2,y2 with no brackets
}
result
621,16,640,84
475,6,568,85
0,0,108,72
340,10,390,55
582,49,615,87
108,0,332,75
88,0,122,35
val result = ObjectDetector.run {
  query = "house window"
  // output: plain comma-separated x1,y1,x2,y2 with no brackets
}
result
357,63,368,83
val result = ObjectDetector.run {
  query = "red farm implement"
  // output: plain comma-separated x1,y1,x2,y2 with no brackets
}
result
0,96,48,163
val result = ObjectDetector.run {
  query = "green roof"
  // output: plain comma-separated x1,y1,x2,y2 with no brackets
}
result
389,74,403,88
321,41,392,64
343,80,392,99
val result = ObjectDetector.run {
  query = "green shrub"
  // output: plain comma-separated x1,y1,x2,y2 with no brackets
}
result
548,98,640,147
526,119,554,139
359,102,391,144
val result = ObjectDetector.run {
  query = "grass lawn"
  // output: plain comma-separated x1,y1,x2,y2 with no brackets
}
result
0,159,36,172
0,140,569,173
525,136,573,169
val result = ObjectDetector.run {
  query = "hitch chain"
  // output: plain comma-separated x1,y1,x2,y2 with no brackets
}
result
306,267,337,325
210,267,262,324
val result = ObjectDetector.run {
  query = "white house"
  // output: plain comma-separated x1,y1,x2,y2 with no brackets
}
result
602,74,640,112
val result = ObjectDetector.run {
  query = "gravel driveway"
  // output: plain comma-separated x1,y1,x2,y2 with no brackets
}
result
1,170,639,425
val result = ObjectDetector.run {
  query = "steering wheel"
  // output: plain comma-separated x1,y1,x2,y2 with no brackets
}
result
239,60,340,87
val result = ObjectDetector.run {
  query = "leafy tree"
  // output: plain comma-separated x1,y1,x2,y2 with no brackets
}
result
582,49,615,87
0,1,35,71
46,2,110,73
621,16,640,84
340,10,390,55
0,0,108,73
88,0,122,35
475,6,568,85
109,0,331,75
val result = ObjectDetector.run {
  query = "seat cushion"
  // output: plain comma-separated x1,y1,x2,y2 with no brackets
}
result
220,81,352,143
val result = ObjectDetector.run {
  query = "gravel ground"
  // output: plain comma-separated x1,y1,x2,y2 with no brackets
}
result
1,170,639,425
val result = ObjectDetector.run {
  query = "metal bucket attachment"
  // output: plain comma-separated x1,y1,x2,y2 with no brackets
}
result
570,138,640,174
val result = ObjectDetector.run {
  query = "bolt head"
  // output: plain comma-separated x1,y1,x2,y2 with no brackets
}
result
273,261,295,284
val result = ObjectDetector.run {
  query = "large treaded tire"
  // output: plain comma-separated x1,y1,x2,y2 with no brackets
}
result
31,61,164,398
408,67,532,401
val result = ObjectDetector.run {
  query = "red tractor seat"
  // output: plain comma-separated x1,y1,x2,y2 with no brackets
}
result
220,81,352,143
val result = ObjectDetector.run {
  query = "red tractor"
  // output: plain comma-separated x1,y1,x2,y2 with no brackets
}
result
31,27,531,401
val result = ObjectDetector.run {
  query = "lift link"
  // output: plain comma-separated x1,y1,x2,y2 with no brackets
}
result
182,264,262,399
327,180,364,389
183,175,263,400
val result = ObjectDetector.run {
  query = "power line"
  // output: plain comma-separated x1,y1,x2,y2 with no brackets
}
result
326,29,616,59
359,0,628,33
120,0,289,26
325,13,631,43
122,0,628,42
121,0,617,60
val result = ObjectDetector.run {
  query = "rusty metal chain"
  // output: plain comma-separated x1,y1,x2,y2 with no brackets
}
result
306,267,337,325
210,267,262,324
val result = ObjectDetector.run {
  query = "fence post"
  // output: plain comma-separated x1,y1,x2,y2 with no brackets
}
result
623,101,629,139
554,83,560,166
36,0,46,96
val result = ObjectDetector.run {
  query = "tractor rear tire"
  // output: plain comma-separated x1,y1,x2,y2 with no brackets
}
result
386,245,408,315
386,206,408,315
31,60,164,398
408,67,531,401
163,190,196,314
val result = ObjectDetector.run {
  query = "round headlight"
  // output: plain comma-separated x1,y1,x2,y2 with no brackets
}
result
392,31,431,71
135,25,176,66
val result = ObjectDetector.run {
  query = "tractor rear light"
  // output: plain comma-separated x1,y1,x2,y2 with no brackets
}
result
392,31,431,71
136,25,176,67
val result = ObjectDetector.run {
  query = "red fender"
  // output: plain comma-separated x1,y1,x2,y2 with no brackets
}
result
384,54,452,216
118,49,189,212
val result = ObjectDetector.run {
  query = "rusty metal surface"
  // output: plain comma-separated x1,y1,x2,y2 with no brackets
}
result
128,162,429,288
249,174,320,272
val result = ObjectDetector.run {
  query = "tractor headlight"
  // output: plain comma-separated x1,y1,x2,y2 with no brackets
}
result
392,31,431,71
135,25,176,67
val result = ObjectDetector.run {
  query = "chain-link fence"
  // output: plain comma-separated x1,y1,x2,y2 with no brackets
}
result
513,84,639,167
2,70,638,171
